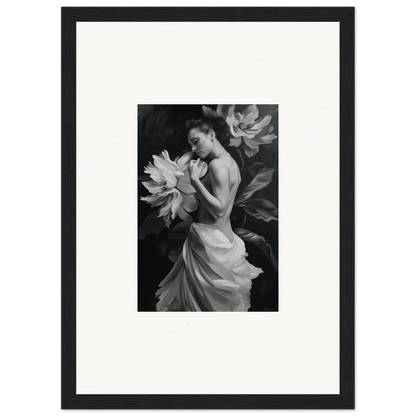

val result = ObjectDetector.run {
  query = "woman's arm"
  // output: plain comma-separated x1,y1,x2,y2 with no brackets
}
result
190,159,230,220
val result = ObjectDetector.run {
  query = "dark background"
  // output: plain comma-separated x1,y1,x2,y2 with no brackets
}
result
138,105,278,311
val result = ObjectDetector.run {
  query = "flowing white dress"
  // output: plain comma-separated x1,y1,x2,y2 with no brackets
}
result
155,223,263,311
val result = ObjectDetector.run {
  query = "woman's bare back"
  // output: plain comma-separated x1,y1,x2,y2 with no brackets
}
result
196,154,240,242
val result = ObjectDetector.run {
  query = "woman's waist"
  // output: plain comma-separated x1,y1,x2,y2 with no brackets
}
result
195,216,232,233
192,221,234,245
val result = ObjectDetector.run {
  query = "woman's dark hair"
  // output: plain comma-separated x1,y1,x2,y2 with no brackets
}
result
186,117,231,146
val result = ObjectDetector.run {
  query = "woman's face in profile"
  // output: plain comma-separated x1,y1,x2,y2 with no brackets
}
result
188,127,214,159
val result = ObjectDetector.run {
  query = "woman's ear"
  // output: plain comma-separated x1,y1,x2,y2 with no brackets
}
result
210,129,215,141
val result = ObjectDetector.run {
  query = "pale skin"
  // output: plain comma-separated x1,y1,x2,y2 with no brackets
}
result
188,127,240,243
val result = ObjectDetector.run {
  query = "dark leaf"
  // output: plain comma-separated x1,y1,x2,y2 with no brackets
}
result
240,199,278,222
235,167,275,205
168,220,192,262
234,228,278,272
138,211,165,239
245,162,265,178
138,175,150,181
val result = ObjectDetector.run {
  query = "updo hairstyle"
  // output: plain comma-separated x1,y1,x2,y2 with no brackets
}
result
186,117,231,147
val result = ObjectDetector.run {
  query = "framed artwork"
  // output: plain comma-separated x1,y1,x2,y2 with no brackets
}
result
138,104,279,312
62,7,354,409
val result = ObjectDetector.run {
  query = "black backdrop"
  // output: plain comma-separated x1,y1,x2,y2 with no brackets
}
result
138,105,278,311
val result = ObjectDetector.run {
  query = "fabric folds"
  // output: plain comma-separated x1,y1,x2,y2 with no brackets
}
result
156,223,263,311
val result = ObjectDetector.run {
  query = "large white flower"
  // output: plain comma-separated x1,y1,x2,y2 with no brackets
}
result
202,105,277,157
141,150,206,227
226,105,277,157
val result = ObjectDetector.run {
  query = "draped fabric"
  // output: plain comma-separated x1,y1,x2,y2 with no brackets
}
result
156,223,263,311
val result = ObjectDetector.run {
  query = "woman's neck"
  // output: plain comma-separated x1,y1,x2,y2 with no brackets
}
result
209,141,227,159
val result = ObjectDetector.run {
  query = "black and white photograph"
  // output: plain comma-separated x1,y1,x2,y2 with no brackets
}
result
138,105,278,311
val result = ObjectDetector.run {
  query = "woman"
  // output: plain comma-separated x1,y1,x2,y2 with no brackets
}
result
155,118,262,311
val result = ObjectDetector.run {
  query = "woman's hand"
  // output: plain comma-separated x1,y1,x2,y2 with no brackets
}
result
189,158,231,221
189,158,207,183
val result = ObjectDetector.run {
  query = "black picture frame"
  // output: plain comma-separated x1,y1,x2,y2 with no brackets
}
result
62,7,354,409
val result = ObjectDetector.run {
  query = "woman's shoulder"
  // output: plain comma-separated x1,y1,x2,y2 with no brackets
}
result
208,159,229,180
209,157,227,169
209,156,239,183
209,155,237,171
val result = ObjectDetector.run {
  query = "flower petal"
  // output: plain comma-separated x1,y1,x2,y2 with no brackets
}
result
159,189,181,216
162,213,172,228
233,115,272,139
252,133,277,144
202,105,218,118
153,151,178,172
158,195,174,217
241,105,259,124
250,125,276,143
176,151,193,171
226,114,241,137
177,206,192,222
242,145,260,158
229,137,242,147
251,114,271,131
142,180,165,194
161,171,178,189
253,125,273,138
176,173,196,194
236,127,258,139
227,105,236,116
243,136,260,150
140,194,155,203
242,137,260,157
182,193,198,213
144,163,163,182
141,193,165,207
161,149,174,163
169,190,183,219
199,161,208,178
236,112,244,123
216,105,228,119
141,188,173,207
